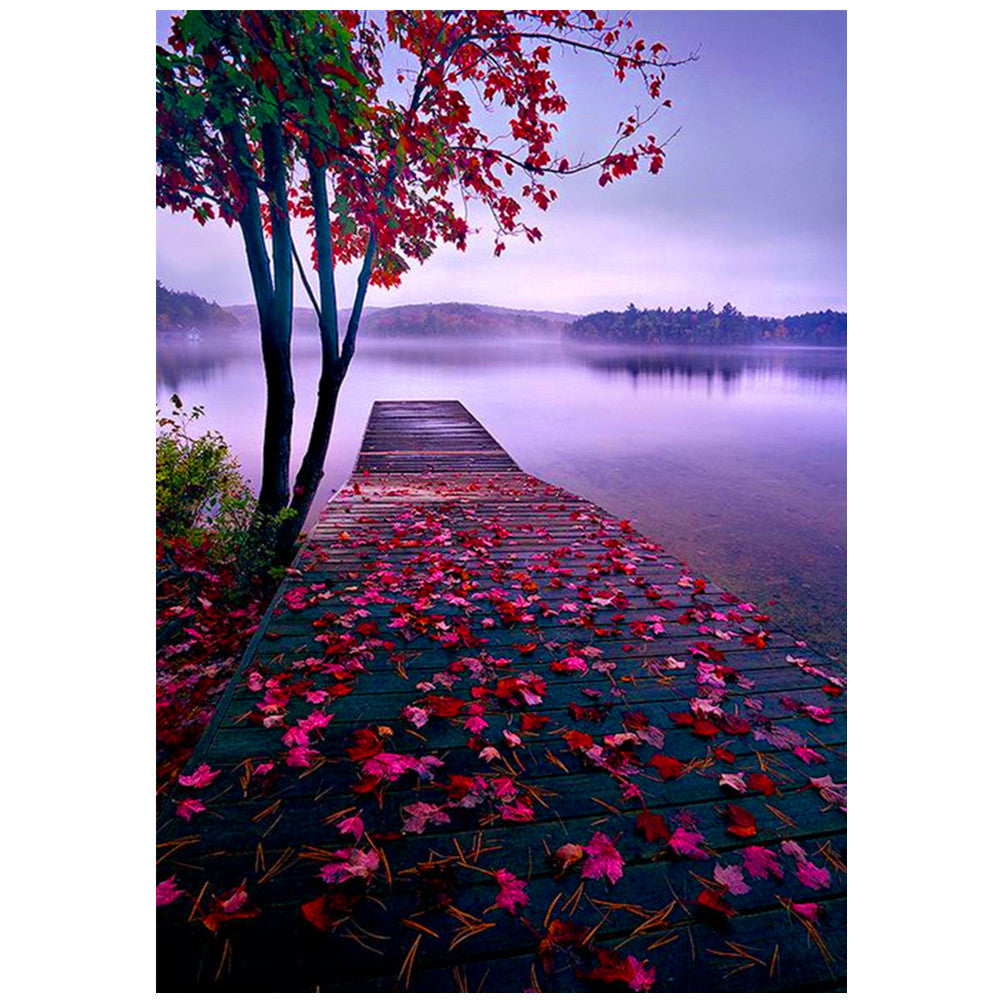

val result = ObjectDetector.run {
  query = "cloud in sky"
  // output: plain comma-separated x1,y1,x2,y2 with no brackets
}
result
156,10,845,317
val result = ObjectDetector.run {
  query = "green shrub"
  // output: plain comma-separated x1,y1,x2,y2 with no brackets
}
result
156,395,289,591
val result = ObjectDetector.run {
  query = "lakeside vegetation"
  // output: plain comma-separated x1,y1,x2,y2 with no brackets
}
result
156,397,283,795
568,303,847,346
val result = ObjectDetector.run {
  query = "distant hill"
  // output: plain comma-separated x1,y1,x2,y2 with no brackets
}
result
567,303,846,347
156,281,240,332
224,301,577,337
360,302,575,337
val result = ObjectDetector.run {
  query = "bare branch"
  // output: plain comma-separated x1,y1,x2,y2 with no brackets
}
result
290,239,322,321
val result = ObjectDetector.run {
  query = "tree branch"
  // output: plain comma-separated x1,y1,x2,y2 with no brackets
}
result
290,239,322,321
339,229,377,371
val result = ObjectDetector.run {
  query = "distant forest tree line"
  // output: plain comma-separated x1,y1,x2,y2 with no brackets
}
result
157,280,239,332
361,302,566,338
568,303,846,346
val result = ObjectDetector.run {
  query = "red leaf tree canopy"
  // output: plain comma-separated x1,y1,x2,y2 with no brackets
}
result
156,10,691,554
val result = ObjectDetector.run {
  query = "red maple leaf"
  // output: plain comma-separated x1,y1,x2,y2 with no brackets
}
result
578,948,656,991
520,712,550,732
635,810,671,843
723,803,757,838
747,772,777,796
691,718,720,738
539,918,589,972
422,694,465,718
564,730,594,750
695,888,737,919
648,753,684,779
301,889,363,932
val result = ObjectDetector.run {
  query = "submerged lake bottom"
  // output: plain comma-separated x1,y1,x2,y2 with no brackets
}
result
157,333,846,662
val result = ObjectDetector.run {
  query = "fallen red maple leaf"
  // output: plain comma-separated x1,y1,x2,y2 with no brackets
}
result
747,772,777,796
723,803,758,837
538,918,589,973
695,888,737,919
301,889,363,932
648,753,684,779
635,810,671,843
577,948,657,991
691,718,720,738
564,729,594,750
520,712,550,732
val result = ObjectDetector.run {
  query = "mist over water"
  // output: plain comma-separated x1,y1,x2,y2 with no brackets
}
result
156,330,846,660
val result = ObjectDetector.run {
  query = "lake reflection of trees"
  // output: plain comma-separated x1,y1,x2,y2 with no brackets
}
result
156,334,257,393
360,336,567,371
572,346,847,392
156,332,847,397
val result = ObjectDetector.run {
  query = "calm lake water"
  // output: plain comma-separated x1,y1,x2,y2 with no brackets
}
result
156,331,846,661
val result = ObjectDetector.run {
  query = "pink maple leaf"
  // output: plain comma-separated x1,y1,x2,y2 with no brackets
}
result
319,848,380,884
178,763,220,789
719,772,747,794
668,827,708,859
402,705,429,729
176,798,205,821
552,655,588,673
218,884,249,914
156,875,184,906
742,846,783,881
713,863,751,895
287,745,319,767
362,752,444,782
491,776,518,802
401,801,451,834
464,714,489,735
781,840,808,864
802,704,834,724
623,955,656,991
300,709,333,731
414,755,446,778
581,831,624,884
282,726,311,747
791,901,823,923
796,861,831,890
808,775,847,810
793,746,826,765
337,814,364,840
498,799,535,822
494,869,529,914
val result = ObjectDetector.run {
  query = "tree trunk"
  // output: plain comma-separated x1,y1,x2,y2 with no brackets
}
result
278,367,345,558
276,230,378,559
257,122,296,519
257,319,295,517
276,162,344,559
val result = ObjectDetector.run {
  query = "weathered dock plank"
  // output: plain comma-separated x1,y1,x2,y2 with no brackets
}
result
157,400,846,992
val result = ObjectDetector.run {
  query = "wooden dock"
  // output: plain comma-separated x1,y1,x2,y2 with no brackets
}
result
157,400,846,991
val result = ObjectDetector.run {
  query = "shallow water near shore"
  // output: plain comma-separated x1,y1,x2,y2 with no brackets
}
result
157,331,846,661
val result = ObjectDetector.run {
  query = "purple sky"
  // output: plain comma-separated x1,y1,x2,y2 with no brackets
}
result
156,10,845,318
